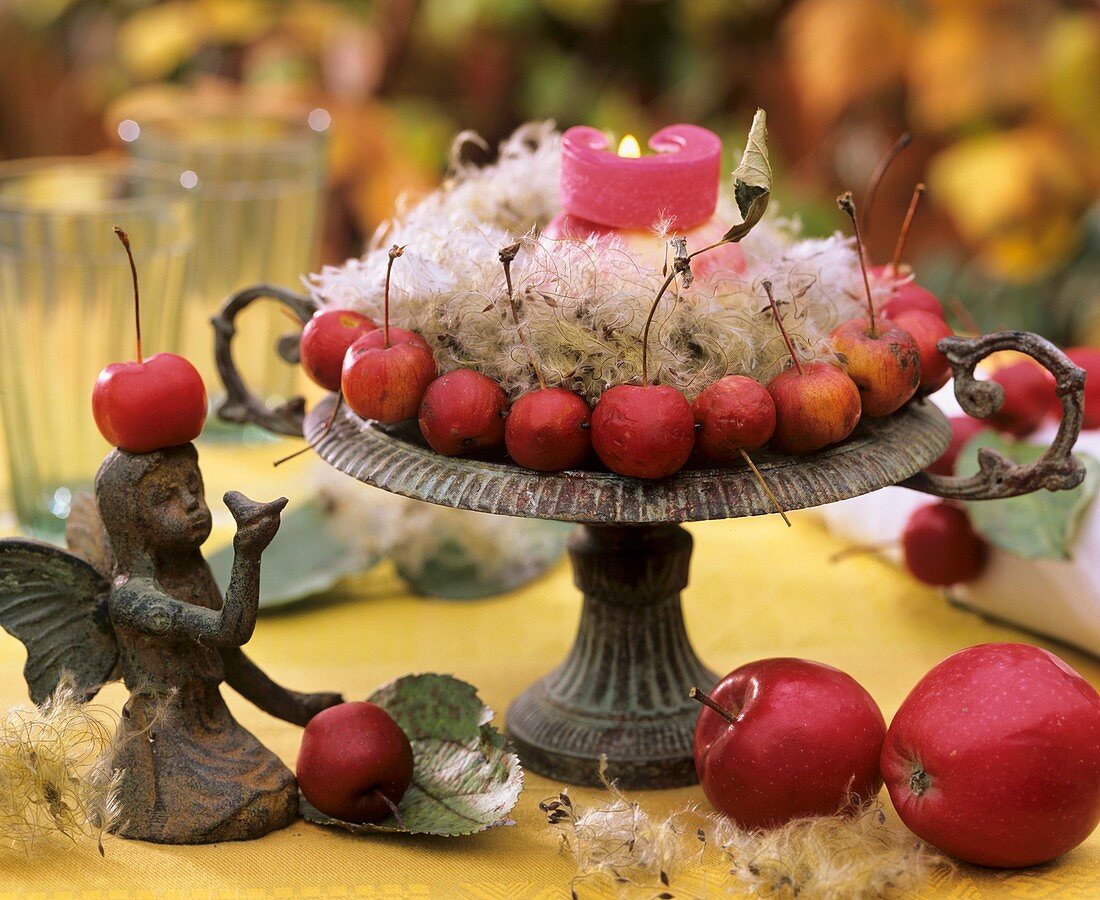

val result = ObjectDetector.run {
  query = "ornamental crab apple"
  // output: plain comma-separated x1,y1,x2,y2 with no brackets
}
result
92,228,206,452
296,701,414,824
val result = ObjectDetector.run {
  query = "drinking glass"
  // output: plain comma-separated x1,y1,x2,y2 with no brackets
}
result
0,157,196,535
119,103,329,408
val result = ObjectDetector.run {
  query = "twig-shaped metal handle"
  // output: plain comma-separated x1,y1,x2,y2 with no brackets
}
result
211,284,317,437
902,331,1086,500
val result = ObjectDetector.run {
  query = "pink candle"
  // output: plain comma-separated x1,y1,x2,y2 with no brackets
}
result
545,124,744,279
555,124,722,231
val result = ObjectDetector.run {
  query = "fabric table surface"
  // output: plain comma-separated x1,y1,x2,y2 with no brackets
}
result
0,441,1097,899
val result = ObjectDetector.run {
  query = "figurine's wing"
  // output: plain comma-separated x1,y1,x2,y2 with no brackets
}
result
65,493,114,580
0,539,118,704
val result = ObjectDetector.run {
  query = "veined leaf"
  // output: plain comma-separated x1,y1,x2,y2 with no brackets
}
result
959,430,1099,560
300,674,522,837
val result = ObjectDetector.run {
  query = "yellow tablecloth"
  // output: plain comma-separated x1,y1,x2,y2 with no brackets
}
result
0,441,1097,898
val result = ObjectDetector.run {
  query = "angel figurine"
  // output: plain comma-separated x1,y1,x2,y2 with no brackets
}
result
0,443,342,844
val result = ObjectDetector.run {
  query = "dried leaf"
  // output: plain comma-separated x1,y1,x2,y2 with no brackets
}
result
300,674,522,837
959,430,1100,560
722,109,771,244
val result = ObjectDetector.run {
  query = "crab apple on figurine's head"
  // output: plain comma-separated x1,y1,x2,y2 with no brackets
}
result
92,228,206,453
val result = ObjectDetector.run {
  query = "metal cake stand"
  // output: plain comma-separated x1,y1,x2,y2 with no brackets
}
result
214,285,1086,788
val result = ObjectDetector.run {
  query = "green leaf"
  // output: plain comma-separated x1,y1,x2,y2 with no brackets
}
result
721,108,772,244
393,515,571,600
300,674,522,836
208,498,382,609
959,430,1100,560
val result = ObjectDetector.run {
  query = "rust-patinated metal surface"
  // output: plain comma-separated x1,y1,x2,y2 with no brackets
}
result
0,444,342,842
216,289,1088,789
305,399,951,524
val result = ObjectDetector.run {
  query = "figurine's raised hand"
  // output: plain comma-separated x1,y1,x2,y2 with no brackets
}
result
225,491,288,557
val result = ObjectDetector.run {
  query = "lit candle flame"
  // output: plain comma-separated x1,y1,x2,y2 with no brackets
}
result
617,134,641,158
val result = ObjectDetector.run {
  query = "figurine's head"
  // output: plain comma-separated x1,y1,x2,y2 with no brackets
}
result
95,443,212,569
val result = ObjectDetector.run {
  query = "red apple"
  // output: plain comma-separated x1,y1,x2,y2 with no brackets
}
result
830,318,921,417
299,308,377,392
93,352,207,452
901,502,988,586
766,362,862,455
341,330,437,424
691,375,776,463
590,384,695,479
881,643,1100,868
693,658,886,830
1054,347,1100,429
885,308,953,393
870,265,945,319
296,701,415,824
987,360,1052,438
504,387,591,471
925,416,986,477
418,369,507,456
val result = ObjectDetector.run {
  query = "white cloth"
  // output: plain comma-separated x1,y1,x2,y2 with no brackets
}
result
815,386,1100,657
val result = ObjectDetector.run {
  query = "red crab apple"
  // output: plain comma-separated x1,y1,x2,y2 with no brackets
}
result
299,308,377,391
340,244,436,424
92,228,206,452
419,368,507,456
767,362,862,455
496,243,592,471
871,266,945,320
901,502,988,586
829,318,922,417
296,701,414,824
341,330,437,423
691,375,776,463
93,352,207,453
692,658,886,830
761,280,861,455
505,387,591,471
590,384,695,479
833,192,922,417
881,643,1100,868
885,308,953,393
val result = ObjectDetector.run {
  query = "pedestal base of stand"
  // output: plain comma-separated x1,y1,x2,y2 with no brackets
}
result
506,524,718,789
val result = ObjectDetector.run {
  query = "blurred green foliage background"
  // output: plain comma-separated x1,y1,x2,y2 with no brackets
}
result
2,0,1098,343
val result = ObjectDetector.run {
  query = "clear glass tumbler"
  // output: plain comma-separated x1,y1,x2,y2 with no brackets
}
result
0,157,196,535
120,104,329,408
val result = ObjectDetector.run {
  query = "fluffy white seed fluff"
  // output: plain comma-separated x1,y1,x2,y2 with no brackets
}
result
306,123,876,402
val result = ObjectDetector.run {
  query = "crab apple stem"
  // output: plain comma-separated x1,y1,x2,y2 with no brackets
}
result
272,393,344,467
113,226,143,364
375,789,407,830
739,448,791,527
641,268,679,385
890,182,926,279
689,687,738,724
838,192,877,337
829,540,896,563
383,244,405,349
499,242,547,390
862,132,912,235
762,280,804,377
